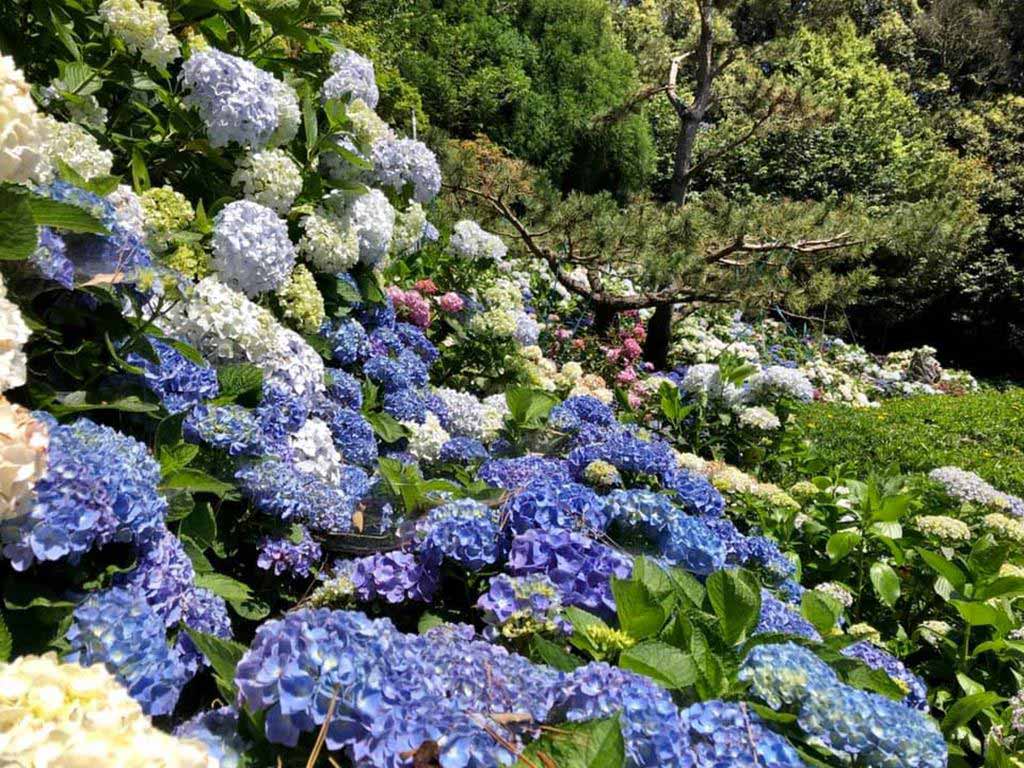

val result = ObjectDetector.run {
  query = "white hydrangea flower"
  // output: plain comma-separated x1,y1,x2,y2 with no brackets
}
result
327,189,395,267
260,326,325,404
298,210,360,273
268,80,300,147
231,149,303,214
431,387,506,443
512,311,541,347
321,49,379,108
40,116,113,180
0,274,30,393
0,55,48,184
481,394,510,440
290,418,344,484
99,0,180,68
737,406,781,431
211,200,295,296
743,365,815,404
929,466,1012,510
450,220,508,261
0,397,48,521
401,411,449,463
916,514,972,542
107,184,146,239
680,363,722,397
814,582,853,608
347,98,390,145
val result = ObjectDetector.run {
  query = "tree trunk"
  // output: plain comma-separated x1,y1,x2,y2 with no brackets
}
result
643,303,674,370
593,302,617,336
669,120,701,204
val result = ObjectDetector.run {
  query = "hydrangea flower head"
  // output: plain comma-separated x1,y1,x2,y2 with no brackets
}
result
477,573,572,639
450,220,508,261
678,700,804,767
416,498,502,570
371,136,442,203
1,418,166,570
231,149,303,214
257,526,322,577
504,479,609,534
99,0,180,68
126,337,219,413
0,273,30,391
0,55,48,184
322,49,379,108
211,200,295,296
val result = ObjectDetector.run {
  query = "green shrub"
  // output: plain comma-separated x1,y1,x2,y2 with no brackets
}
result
792,388,1024,495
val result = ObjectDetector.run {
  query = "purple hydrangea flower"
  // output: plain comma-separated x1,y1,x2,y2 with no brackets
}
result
321,49,379,108
841,641,929,711
477,456,573,490
127,337,219,414
184,404,268,457
415,498,502,570
257,526,323,577
503,479,610,534
31,227,72,287
370,136,441,203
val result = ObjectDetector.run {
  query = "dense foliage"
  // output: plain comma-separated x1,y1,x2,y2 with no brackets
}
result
0,2,1022,768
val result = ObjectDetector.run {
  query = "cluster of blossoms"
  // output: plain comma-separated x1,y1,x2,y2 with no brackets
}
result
741,643,945,768
0,397,49,520
450,219,509,261
211,200,295,297
669,310,976,405
415,498,502,570
0,653,213,767
0,55,48,184
230,149,303,214
98,0,180,69
257,527,323,577
0,273,30,392
477,573,573,639
928,466,1023,514
322,49,379,108
915,514,973,543
39,116,114,181
126,337,220,413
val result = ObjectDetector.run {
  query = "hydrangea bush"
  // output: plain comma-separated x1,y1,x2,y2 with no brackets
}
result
0,4,1017,768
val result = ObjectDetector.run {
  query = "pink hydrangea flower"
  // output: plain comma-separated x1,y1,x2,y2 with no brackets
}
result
555,328,572,341
437,292,465,313
616,367,638,385
622,338,642,361
605,347,621,364
414,278,438,295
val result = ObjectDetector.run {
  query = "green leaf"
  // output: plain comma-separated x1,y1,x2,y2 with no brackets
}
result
666,567,705,607
826,530,861,561
706,569,762,644
417,611,445,634
619,641,696,689
917,549,967,592
195,572,252,603
611,579,665,640
131,147,151,191
230,597,270,621
801,591,842,634
951,600,1005,629
565,606,611,658
530,635,584,671
27,196,109,234
302,85,318,158
517,715,624,768
365,411,408,443
47,392,161,416
183,628,247,700
157,442,199,475
975,576,1024,601
941,691,1004,735
180,501,217,549
844,662,912,701
216,363,263,401
162,468,237,499
0,611,12,661
869,561,901,607
505,386,559,429
0,187,41,260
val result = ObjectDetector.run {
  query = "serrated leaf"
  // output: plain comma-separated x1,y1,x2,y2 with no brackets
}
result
941,691,1003,735
531,635,583,671
517,715,624,768
162,468,237,499
801,591,842,634
195,572,252,603
365,411,408,443
0,188,39,260
611,579,665,640
826,530,861,561
216,363,263,401
183,628,246,700
916,548,966,592
706,569,761,644
27,196,109,234
180,500,217,549
619,641,696,689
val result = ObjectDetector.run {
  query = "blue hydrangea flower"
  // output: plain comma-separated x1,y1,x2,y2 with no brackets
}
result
257,382,312,456
741,643,946,768
332,549,440,604
114,525,195,626
319,405,378,467
394,322,439,363
32,227,72,287
548,395,617,434
415,499,502,570
321,49,379,108
42,181,151,280
174,707,247,768
126,337,219,413
440,436,489,463
841,641,929,711
321,318,371,366
744,535,797,582
755,592,822,641
382,387,433,423
659,468,725,517
364,348,429,392
180,48,281,147
477,573,572,639
184,404,268,456
66,587,189,716
1,418,166,570
503,480,610,534
370,136,441,203
176,586,233,675
567,433,676,479
508,528,632,619
211,200,295,296
553,662,687,768
236,459,365,532
678,700,804,767
325,367,363,409
478,456,574,490
257,526,323,577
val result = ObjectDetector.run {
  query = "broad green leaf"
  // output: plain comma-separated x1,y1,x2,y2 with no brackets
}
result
0,188,41,260
183,628,247,700
941,691,1004,735
157,442,199,476
619,641,696,689
517,715,624,768
48,392,161,416
417,611,445,634
195,573,252,603
365,411,408,443
976,576,1024,601
826,530,861,561
180,501,217,550
952,600,1007,630
216,363,263,402
565,606,611,658
869,561,901,607
162,468,237,499
706,569,761,644
0,611,12,661
801,591,842,634
131,147,151,191
506,386,559,429
530,635,584,671
844,663,911,701
611,578,665,640
916,549,967,592
27,196,109,234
